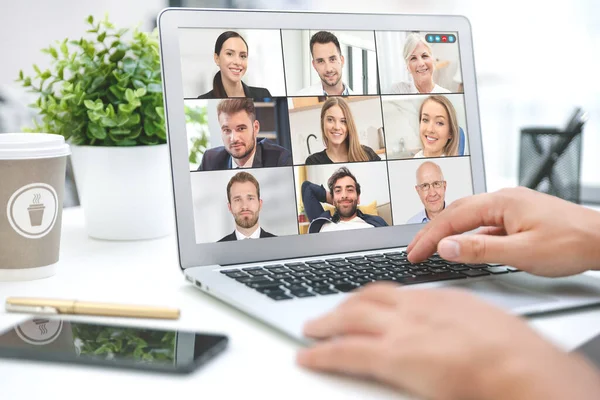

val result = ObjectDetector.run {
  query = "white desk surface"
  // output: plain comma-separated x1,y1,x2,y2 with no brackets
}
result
1,207,600,400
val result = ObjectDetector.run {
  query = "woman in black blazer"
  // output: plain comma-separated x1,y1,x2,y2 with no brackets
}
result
199,31,272,100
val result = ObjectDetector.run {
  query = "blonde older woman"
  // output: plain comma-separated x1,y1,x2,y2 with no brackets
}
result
390,34,450,94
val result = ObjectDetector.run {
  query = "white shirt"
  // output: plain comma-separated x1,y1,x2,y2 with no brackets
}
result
413,150,446,158
296,82,354,96
319,216,374,232
234,225,261,240
389,81,450,94
232,152,255,169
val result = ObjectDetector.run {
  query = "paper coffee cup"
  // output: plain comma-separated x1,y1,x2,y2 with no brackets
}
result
0,133,70,281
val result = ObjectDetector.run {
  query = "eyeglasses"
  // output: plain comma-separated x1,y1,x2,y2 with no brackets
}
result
416,180,445,191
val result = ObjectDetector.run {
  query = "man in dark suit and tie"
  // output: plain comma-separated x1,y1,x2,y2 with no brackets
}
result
218,171,276,242
198,98,292,171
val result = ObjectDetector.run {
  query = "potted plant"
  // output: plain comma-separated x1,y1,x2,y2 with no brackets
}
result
18,15,172,240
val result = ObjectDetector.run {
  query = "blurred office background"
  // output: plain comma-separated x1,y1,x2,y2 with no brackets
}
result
1,0,598,203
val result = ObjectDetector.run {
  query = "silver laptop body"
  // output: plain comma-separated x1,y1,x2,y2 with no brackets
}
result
158,8,600,342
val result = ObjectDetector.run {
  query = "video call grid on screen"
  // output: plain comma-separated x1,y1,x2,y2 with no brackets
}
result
178,27,473,245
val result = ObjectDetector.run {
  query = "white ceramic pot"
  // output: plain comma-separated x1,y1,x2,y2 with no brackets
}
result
70,144,173,240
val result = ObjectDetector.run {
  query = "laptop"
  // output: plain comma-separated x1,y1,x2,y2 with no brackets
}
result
157,8,600,342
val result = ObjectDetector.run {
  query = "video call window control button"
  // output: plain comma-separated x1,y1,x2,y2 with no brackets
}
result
313,287,339,295
291,290,316,298
460,269,491,278
220,269,241,274
397,272,466,285
484,266,509,274
267,293,293,301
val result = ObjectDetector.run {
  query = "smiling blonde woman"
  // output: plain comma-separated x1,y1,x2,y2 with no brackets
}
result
414,95,459,158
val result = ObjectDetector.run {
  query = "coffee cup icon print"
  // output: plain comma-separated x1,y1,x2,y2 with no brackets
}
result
7,183,58,239
27,193,46,227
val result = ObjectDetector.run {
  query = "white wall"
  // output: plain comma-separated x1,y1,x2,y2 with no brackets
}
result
0,0,164,90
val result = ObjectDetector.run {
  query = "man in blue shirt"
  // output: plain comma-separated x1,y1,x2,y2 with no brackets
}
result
407,161,447,224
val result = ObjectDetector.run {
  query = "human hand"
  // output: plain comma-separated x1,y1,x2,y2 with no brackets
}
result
297,283,600,400
407,187,600,276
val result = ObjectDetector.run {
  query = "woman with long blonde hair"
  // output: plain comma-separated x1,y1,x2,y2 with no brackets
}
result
414,95,459,158
305,97,380,164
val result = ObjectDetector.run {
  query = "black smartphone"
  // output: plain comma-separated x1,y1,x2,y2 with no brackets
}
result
0,317,228,374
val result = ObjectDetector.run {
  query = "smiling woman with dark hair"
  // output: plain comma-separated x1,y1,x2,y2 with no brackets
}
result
199,31,272,99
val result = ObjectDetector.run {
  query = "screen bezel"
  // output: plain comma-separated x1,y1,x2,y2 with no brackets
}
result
158,8,486,269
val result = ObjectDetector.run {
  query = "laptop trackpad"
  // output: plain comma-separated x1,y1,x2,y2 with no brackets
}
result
444,279,557,310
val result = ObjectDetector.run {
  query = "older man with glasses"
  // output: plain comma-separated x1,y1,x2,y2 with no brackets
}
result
407,161,447,224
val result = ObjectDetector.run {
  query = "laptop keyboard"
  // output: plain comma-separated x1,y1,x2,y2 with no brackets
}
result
219,251,519,301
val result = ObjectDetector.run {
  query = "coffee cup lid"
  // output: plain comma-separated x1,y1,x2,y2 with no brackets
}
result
0,133,70,160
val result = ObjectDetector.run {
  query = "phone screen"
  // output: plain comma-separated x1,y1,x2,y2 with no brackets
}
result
0,318,228,374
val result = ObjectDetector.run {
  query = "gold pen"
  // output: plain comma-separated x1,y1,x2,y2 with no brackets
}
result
5,297,180,320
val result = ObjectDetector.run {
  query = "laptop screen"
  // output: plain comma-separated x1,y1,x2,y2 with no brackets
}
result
178,28,474,245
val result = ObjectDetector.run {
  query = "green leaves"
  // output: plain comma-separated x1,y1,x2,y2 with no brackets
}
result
71,324,176,362
17,15,166,146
